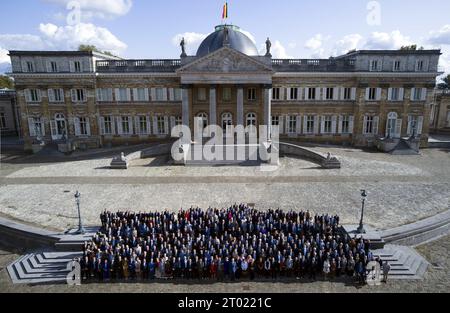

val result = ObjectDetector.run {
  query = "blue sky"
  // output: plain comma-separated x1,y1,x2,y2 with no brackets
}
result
1,0,450,74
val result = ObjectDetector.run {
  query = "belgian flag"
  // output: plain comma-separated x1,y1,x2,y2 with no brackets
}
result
222,2,228,20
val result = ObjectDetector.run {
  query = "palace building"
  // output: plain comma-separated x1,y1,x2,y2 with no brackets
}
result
8,24,442,152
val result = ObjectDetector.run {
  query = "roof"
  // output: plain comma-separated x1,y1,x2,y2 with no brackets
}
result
196,25,259,57
8,50,121,60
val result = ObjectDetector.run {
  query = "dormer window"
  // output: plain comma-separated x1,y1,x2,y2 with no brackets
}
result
416,60,425,71
70,60,83,73
26,61,34,73
370,60,381,72
393,60,401,71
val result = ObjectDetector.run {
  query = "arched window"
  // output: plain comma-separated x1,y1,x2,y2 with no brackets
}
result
51,113,67,140
221,112,233,137
246,113,257,127
386,112,401,138
196,112,208,129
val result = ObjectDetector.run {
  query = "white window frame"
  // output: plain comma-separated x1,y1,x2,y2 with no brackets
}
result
247,88,257,101
272,88,281,100
96,88,113,102
71,88,87,103
393,60,401,72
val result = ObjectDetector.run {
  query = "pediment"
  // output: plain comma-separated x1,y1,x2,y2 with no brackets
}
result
177,47,274,74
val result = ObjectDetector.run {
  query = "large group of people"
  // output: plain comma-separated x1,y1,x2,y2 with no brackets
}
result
80,204,383,284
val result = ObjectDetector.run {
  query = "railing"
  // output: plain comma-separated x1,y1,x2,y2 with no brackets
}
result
96,59,182,73
0,90,15,96
271,58,356,72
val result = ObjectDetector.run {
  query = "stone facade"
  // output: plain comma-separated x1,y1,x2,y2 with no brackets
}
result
8,25,442,152
0,89,19,137
431,89,450,133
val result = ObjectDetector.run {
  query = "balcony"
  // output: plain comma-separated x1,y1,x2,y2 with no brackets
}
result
96,59,181,73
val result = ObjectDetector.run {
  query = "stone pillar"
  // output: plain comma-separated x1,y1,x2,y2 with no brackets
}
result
263,85,272,139
209,86,217,125
182,85,190,128
237,87,244,126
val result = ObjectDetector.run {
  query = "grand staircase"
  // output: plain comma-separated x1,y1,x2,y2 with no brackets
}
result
371,244,429,280
7,252,82,285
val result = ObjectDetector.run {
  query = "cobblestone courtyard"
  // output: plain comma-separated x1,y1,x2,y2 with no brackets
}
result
1,235,449,293
0,146,449,231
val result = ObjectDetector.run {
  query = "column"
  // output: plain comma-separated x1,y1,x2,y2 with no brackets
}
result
263,85,272,139
181,85,190,128
209,86,217,125
237,87,244,126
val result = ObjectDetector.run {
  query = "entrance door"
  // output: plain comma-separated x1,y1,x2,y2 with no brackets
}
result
51,113,68,141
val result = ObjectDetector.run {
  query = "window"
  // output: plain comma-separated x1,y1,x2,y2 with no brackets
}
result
416,60,425,71
134,88,148,102
390,88,400,101
343,88,352,100
121,116,130,134
341,116,350,134
52,113,67,139
247,88,257,101
77,117,89,136
115,88,130,102
29,117,43,137
26,89,41,103
174,88,182,101
0,113,6,129
74,61,82,73
408,115,419,136
271,115,279,126
370,60,380,71
47,61,58,73
222,87,232,101
306,115,315,134
307,88,316,100
246,113,257,126
386,112,398,138
272,88,280,100
287,115,297,133
175,116,182,126
155,88,166,101
367,88,377,101
197,113,208,129
197,88,206,101
325,88,334,100
157,116,166,134
323,116,332,134
103,116,113,135
72,89,87,102
393,60,401,71
139,116,148,134
289,88,298,100
97,88,113,102
222,113,233,131
412,88,423,101
26,61,34,73
48,89,64,103
364,116,375,134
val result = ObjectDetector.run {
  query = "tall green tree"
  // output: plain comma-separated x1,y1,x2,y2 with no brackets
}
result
0,75,14,89
78,45,116,57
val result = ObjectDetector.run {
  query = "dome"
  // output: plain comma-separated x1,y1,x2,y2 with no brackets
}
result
196,25,259,57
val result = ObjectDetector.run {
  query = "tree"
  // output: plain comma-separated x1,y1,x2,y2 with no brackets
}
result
0,75,14,89
78,45,117,57
400,45,417,51
437,74,449,90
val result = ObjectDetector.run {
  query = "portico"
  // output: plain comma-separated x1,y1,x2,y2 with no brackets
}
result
177,46,274,138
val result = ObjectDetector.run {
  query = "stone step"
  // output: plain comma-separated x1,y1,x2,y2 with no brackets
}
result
13,259,68,280
43,252,81,259
22,255,68,274
28,254,63,269
36,253,72,264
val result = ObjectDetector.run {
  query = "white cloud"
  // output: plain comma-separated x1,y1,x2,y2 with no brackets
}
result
172,32,208,56
363,30,412,50
0,22,127,65
304,34,330,58
428,24,450,46
258,40,292,59
0,48,9,64
44,0,133,20
38,23,127,54
332,34,364,55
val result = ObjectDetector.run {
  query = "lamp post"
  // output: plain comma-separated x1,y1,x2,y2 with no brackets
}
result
74,191,85,234
357,190,367,234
